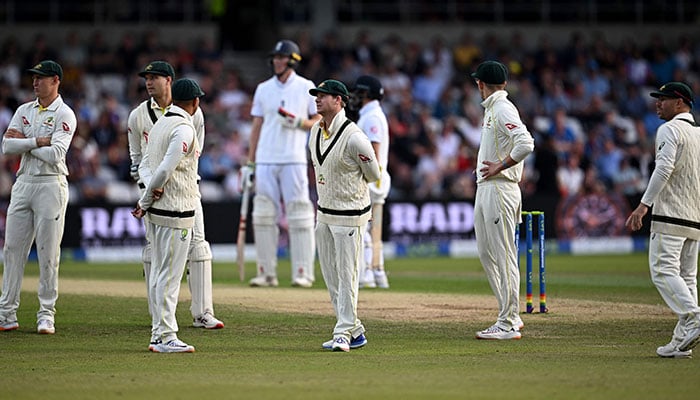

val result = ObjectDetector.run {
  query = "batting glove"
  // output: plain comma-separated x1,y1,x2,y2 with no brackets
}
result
240,162,255,191
278,107,304,129
130,164,140,181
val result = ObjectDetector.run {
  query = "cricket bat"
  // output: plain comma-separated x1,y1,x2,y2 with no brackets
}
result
237,178,251,282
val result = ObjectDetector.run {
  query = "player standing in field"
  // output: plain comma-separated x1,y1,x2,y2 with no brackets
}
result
128,61,223,329
132,78,204,353
349,75,391,289
244,39,321,288
308,79,380,352
471,61,534,340
0,60,76,334
626,81,700,358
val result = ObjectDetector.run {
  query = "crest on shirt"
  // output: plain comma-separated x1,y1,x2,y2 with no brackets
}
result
317,173,325,185
180,229,189,241
484,116,492,128
358,153,372,163
43,117,55,128
22,116,30,126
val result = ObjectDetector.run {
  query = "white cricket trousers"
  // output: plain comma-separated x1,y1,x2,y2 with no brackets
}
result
316,221,366,340
150,224,192,342
473,180,522,330
648,232,700,341
0,175,68,323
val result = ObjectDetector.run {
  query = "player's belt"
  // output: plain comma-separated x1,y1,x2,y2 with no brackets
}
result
147,207,195,218
651,214,700,230
317,204,371,216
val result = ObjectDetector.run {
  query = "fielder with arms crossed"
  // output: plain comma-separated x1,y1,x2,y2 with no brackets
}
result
245,39,321,288
626,81,700,358
308,80,381,352
0,60,76,335
472,61,533,340
132,78,205,353
128,61,223,329
350,75,391,289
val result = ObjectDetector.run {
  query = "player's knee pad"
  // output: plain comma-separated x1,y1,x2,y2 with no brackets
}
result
287,200,315,229
252,195,277,226
188,240,212,262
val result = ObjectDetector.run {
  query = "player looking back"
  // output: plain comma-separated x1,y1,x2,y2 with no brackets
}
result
245,39,321,288
127,61,223,329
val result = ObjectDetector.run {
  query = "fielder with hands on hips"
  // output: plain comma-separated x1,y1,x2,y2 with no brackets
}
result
131,78,204,353
349,75,392,289
471,61,534,340
625,81,700,358
0,60,76,335
128,61,223,330
308,79,381,352
245,39,321,288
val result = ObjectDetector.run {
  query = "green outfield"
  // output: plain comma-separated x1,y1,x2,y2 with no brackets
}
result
2,253,699,400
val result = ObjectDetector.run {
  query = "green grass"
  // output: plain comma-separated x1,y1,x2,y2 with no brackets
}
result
3,253,699,400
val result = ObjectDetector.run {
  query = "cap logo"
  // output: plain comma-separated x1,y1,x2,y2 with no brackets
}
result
145,64,153,71
34,63,43,70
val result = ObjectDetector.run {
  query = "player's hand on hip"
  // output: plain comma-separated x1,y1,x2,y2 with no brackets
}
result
480,160,501,179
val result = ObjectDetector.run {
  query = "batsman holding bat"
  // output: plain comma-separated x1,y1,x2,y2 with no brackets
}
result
349,75,391,289
245,39,321,288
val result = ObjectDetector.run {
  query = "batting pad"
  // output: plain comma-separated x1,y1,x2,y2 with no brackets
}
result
287,201,316,281
187,259,214,318
252,195,279,277
371,204,384,268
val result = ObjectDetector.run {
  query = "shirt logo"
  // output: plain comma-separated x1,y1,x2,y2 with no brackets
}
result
62,122,70,132
182,142,188,153
180,229,189,241
22,116,30,126
358,153,372,162
317,173,325,185
43,117,55,127
143,131,149,143
658,141,665,151
505,123,518,130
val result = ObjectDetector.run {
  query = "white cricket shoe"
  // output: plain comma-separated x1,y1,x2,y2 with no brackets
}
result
151,339,195,353
656,341,692,358
374,270,390,289
476,325,521,340
249,275,279,287
322,333,367,350
0,318,19,331
37,319,55,335
513,315,525,331
291,277,313,288
193,313,224,329
678,327,700,352
331,337,350,352
359,269,376,289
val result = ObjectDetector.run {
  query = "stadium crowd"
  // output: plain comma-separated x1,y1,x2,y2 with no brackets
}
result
0,28,698,205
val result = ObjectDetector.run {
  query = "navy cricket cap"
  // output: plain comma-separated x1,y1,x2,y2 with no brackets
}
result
138,61,175,78
471,60,508,85
172,78,205,101
309,79,350,102
27,60,63,81
650,82,694,107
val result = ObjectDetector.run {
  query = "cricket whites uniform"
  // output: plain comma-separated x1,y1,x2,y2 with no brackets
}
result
474,90,534,331
129,99,220,326
138,105,199,344
356,100,391,287
641,112,700,347
250,71,317,283
309,109,381,342
0,95,76,326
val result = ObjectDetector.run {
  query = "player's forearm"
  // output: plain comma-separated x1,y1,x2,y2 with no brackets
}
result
2,137,39,155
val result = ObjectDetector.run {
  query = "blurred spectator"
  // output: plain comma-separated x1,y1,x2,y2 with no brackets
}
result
557,153,585,197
